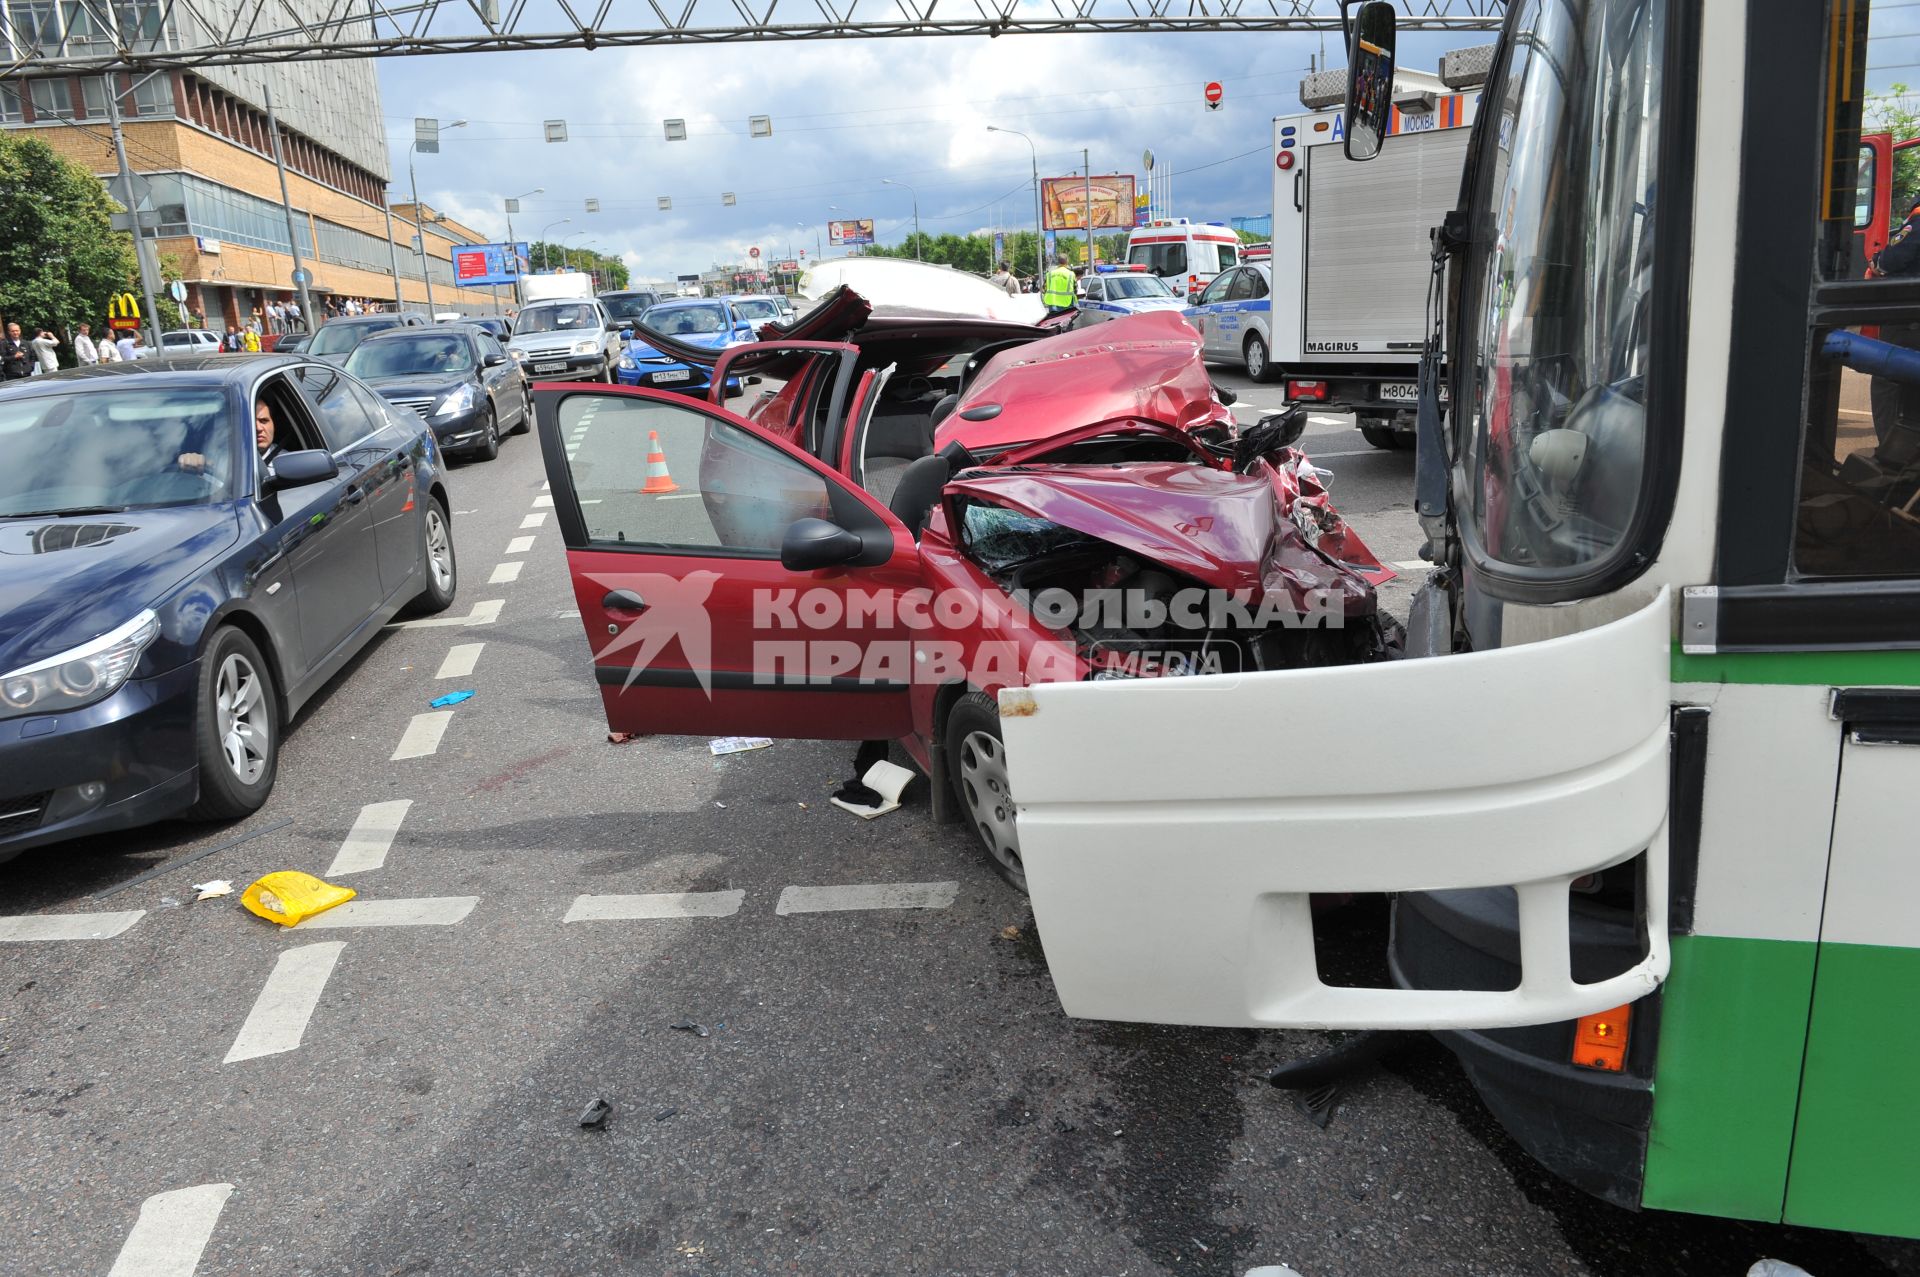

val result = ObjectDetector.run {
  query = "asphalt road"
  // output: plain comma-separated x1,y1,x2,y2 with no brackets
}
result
3,370,1914,1277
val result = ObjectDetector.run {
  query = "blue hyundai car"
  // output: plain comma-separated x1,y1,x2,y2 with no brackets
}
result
614,298,756,396
0,357,458,863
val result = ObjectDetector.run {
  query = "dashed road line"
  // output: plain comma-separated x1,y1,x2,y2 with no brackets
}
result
435,643,484,680
326,800,413,876
556,609,581,619
520,513,548,529
505,535,535,554
488,560,524,585
107,1182,234,1277
539,480,550,491
564,891,746,922
533,494,555,508
658,492,702,500
295,896,479,928
223,941,346,1063
391,711,454,760
0,911,145,941
390,598,504,630
1390,559,1430,572
775,882,959,915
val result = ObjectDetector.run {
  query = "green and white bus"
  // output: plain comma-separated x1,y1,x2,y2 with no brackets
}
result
1005,0,1920,1238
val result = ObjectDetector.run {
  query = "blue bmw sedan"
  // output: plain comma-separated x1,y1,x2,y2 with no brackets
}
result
0,356,458,862
614,298,756,395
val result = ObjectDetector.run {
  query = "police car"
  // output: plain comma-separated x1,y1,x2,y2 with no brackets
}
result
1183,258,1274,382
1072,265,1189,329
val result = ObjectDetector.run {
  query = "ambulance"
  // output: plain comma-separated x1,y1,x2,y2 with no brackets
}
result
1124,218,1244,302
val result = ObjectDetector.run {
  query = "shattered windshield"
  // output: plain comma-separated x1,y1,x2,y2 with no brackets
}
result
959,502,1103,575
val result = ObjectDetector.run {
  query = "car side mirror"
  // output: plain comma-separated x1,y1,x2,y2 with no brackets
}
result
266,448,338,491
620,329,634,341
1343,1,1397,162
484,352,507,367
781,517,866,571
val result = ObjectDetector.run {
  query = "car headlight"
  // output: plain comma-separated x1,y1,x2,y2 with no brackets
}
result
432,383,478,418
617,355,636,371
0,610,159,721
507,347,528,361
572,339,601,356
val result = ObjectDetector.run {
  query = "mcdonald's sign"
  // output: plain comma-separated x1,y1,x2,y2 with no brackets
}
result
107,292,142,331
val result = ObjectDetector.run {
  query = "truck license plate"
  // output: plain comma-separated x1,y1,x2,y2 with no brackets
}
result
1379,382,1419,401
533,362,566,374
653,369,692,383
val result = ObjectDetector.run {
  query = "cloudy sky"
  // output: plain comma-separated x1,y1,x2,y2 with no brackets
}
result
377,28,1473,285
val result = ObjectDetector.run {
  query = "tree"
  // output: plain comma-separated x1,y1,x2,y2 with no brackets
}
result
0,134,141,365
523,240,628,290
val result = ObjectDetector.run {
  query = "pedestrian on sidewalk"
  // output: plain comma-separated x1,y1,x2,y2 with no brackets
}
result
115,331,137,361
29,329,59,374
96,331,121,362
242,327,261,353
73,323,99,366
222,326,243,353
990,262,1020,296
1,323,32,380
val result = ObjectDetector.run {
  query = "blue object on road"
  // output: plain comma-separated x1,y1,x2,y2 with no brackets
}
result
430,690,475,707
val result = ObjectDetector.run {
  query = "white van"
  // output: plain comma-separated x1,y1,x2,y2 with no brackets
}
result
1125,219,1243,303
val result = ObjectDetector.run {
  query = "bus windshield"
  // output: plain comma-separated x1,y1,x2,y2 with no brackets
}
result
1458,0,1666,577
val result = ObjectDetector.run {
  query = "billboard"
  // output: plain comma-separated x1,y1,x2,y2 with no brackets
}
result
1041,175,1139,231
828,218,875,247
450,242,531,287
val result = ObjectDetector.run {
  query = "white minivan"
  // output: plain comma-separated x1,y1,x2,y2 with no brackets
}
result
1125,218,1243,302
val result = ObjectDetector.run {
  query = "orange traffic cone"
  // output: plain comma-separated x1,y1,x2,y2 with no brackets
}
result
640,430,679,494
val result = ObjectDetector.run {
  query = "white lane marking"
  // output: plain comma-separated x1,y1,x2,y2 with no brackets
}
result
296,896,479,928
579,498,602,504
107,1182,234,1277
389,598,503,630
487,560,524,585
391,711,453,761
1390,560,1429,572
556,609,581,619
565,891,746,922
326,800,413,876
0,911,144,942
539,480,550,491
775,882,959,915
222,941,346,1063
532,494,555,508
505,535,535,554
658,492,702,500
1303,448,1385,459
520,513,547,529
435,643,484,680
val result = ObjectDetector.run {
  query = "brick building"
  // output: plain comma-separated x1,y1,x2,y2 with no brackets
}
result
2,0,502,330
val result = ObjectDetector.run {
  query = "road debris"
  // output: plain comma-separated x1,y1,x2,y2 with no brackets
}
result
240,871,356,927
999,925,1022,942
654,1107,678,1122
1749,1264,1816,1277
829,760,915,819
429,689,475,708
708,736,773,755
607,731,634,745
671,1021,711,1038
578,1098,612,1129
191,880,233,901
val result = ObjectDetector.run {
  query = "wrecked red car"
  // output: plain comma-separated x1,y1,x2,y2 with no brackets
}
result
533,310,1396,889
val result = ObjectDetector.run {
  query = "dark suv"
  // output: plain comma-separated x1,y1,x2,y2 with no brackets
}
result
597,290,662,330
307,311,431,364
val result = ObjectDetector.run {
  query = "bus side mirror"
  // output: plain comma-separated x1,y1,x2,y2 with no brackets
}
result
1343,1,1397,162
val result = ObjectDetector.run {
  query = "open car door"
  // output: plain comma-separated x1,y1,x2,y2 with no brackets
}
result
710,340,859,454
535,382,919,742
1000,591,1673,1031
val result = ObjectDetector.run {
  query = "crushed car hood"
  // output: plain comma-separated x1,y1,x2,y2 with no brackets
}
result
936,312,1231,454
944,461,1377,615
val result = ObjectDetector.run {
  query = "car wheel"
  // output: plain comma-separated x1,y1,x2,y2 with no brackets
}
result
1360,421,1400,450
945,690,1025,892
405,495,458,616
473,404,499,460
186,627,279,821
512,396,532,435
1245,333,1277,383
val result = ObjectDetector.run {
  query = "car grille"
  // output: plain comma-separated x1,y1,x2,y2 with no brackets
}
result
388,396,435,420
0,792,51,839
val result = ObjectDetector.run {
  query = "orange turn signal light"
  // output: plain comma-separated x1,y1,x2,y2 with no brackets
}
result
1573,1004,1632,1072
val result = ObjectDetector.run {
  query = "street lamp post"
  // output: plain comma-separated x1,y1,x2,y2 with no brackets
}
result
538,218,572,270
987,125,1043,284
505,186,542,310
881,178,920,261
408,118,467,317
